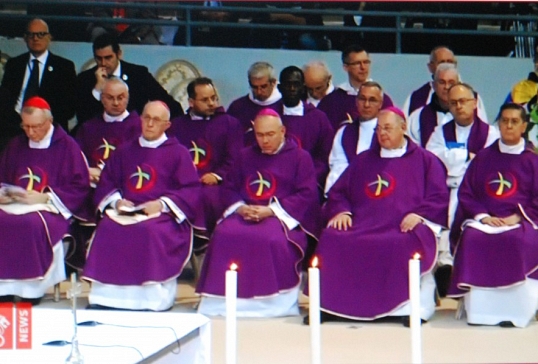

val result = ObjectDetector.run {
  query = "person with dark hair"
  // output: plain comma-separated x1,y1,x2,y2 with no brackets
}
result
75,32,183,126
273,66,333,192
0,18,76,150
169,77,243,233
317,45,393,130
449,103,538,328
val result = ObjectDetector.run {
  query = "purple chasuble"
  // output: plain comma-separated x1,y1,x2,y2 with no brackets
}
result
341,120,380,163
449,142,538,296
318,88,393,131
196,141,321,298
442,117,489,155
312,139,448,319
227,95,281,144
75,112,141,168
170,107,243,230
83,138,203,285
0,127,90,279
408,82,432,116
278,103,334,189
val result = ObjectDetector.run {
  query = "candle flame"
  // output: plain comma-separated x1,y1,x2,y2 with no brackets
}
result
230,263,238,271
413,253,421,260
312,256,318,268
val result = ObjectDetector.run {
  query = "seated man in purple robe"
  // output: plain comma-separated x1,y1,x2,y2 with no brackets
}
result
275,66,333,191
309,107,448,326
303,60,334,107
0,97,90,304
196,109,321,317
407,63,459,147
170,77,243,233
227,61,282,143
83,101,203,311
325,81,384,194
426,83,499,296
403,45,487,120
317,45,393,131
449,103,538,328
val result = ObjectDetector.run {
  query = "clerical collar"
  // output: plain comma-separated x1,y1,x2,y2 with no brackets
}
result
283,101,304,116
29,50,49,67
338,79,373,96
307,83,335,106
248,87,282,106
103,110,130,122
139,133,168,148
499,138,525,154
189,110,210,120
380,139,407,158
29,124,54,149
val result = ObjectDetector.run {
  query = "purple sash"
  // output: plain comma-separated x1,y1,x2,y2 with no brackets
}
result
442,118,489,154
341,121,378,163
408,82,431,116
419,104,439,148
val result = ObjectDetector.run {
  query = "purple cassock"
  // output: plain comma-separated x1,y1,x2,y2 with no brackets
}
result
449,142,538,296
0,126,90,280
196,141,321,299
280,104,334,189
314,139,448,319
83,138,203,286
227,95,281,144
170,107,243,231
407,82,432,116
75,112,141,169
317,88,393,131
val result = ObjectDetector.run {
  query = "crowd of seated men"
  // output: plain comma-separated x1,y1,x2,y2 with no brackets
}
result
2,18,538,329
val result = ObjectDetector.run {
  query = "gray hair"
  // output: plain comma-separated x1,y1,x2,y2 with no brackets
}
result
358,81,384,99
434,63,460,81
302,60,332,79
103,76,129,92
21,106,53,120
248,62,276,81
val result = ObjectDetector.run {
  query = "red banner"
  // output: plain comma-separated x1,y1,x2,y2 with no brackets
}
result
16,303,32,349
0,303,14,350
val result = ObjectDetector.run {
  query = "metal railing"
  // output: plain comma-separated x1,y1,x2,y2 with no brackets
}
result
1,0,537,56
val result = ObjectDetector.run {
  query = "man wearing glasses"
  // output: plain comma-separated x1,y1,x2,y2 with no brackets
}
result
318,45,393,131
426,83,499,294
227,61,282,144
0,18,76,151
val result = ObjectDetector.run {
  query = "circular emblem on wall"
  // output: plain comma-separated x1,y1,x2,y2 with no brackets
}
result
155,60,201,112
80,58,96,73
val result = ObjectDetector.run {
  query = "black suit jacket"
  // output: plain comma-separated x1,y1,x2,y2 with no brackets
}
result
0,51,77,132
75,60,183,125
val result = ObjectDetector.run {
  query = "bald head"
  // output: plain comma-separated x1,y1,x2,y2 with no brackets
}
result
253,114,285,155
303,61,332,100
24,18,51,56
428,46,456,74
141,101,171,141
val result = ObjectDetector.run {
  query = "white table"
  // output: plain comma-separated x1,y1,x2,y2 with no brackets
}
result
0,308,211,363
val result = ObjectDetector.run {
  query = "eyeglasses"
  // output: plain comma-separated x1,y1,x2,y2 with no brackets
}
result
24,32,49,39
375,126,397,133
357,96,381,104
141,115,168,124
345,60,371,67
499,118,524,126
435,80,457,87
20,121,48,131
448,98,475,107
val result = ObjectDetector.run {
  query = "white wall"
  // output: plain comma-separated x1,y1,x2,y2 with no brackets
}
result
0,37,531,121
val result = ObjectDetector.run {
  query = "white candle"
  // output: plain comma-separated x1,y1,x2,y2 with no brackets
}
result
409,253,422,364
309,256,321,364
226,263,238,364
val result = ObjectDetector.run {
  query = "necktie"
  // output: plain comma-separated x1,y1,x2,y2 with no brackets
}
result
23,59,40,102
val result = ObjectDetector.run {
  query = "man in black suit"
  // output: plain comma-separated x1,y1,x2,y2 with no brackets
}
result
0,18,76,151
75,33,183,127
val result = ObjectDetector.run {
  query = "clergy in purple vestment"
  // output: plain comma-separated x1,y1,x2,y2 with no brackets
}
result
325,81,384,194
426,83,499,296
227,61,282,145
196,109,321,317
317,45,393,131
170,77,243,234
407,63,459,147
308,107,448,325
302,60,335,107
83,101,203,311
448,103,538,328
0,97,90,304
275,66,333,191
